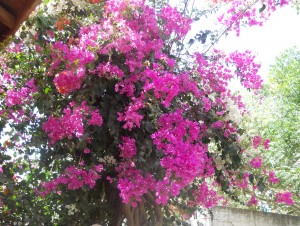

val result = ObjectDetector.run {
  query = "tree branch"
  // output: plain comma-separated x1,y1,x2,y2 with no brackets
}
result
146,192,163,225
133,205,140,226
203,0,260,54
123,203,134,226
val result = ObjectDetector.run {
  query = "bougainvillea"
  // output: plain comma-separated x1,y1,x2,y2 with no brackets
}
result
0,0,295,225
276,192,294,206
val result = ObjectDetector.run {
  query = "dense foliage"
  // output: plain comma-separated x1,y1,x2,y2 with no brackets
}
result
0,0,295,225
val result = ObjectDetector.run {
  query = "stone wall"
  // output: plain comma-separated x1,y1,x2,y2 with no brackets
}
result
212,207,300,226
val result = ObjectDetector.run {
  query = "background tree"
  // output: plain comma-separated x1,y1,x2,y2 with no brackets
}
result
0,0,295,225
240,47,300,215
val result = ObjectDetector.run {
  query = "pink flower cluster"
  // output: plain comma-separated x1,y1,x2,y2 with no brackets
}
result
276,192,294,205
151,110,215,203
6,89,29,107
195,50,262,114
249,156,262,168
211,121,224,129
155,178,188,205
195,51,232,96
228,51,263,90
269,171,279,184
143,69,180,108
97,62,124,78
252,136,270,150
49,29,98,94
248,195,258,206
5,79,37,107
43,102,103,144
263,139,270,150
117,97,144,130
252,136,262,149
202,97,212,113
218,1,262,36
192,182,220,208
54,70,82,95
155,178,172,205
117,162,155,206
51,40,95,72
142,66,200,108
235,172,250,189
36,165,103,197
218,0,290,36
119,136,137,159
159,4,192,38
88,110,103,126
98,0,163,73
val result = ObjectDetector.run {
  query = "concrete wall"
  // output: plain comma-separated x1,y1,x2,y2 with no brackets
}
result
212,207,300,226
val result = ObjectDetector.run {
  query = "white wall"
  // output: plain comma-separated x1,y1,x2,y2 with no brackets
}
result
212,207,300,226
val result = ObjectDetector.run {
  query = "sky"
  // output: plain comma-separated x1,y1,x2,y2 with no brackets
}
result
216,6,300,79
170,1,300,81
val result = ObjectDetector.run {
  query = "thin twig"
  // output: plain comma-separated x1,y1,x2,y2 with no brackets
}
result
203,0,260,55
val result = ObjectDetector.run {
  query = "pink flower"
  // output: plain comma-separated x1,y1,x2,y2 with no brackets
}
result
236,172,250,189
249,156,262,168
117,98,144,130
269,171,279,184
117,162,155,205
106,176,113,183
151,110,215,193
43,105,84,143
224,130,230,138
97,62,124,78
276,192,294,205
202,97,211,112
94,164,103,173
5,89,29,107
211,121,224,129
159,5,192,38
119,137,137,159
43,102,103,144
88,110,103,126
54,70,81,95
84,148,91,154
248,195,258,206
143,69,186,108
229,51,262,90
217,1,285,36
252,136,262,149
193,182,220,208
25,78,37,93
263,139,270,150
183,214,190,220
36,165,102,196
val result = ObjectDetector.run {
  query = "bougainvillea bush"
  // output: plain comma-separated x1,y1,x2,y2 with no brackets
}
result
0,0,295,225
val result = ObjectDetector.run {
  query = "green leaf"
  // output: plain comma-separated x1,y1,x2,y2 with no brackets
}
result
202,137,210,144
259,4,266,13
257,178,264,192
249,174,254,184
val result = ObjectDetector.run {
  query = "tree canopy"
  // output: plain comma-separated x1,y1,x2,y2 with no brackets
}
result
241,47,300,215
0,0,296,225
